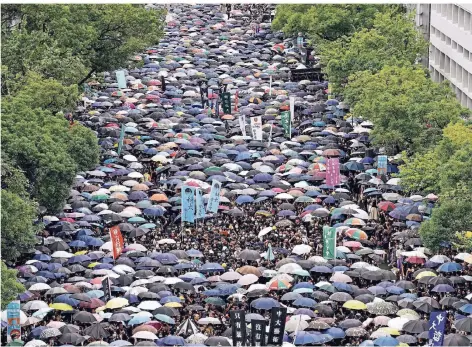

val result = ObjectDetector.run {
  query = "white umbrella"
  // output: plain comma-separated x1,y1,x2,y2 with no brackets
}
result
128,172,143,178
1,309,28,324
127,243,147,251
158,239,176,244
329,273,352,283
23,300,49,311
258,226,275,238
275,193,294,200
164,277,183,285
123,155,138,162
29,283,51,291
278,263,303,274
137,301,161,310
132,331,158,340
387,317,411,330
247,284,267,292
198,317,222,325
308,256,327,263
25,340,48,347
186,333,207,344
238,274,259,286
430,255,451,263
285,319,308,332
51,251,74,258
292,244,312,255
220,272,242,281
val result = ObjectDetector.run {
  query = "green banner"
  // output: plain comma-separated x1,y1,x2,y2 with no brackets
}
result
117,124,125,155
322,226,336,260
221,92,231,114
280,111,291,138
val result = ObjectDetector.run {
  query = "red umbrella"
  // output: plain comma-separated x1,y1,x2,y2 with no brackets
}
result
378,201,396,212
406,256,425,264
80,298,105,309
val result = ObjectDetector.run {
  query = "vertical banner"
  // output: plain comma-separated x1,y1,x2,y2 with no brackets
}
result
267,307,287,346
325,158,340,186
269,75,272,96
428,311,446,346
290,96,295,121
102,277,112,301
268,125,273,146
181,186,196,223
377,155,388,176
322,226,336,260
251,320,267,346
280,111,291,138
116,70,127,89
206,180,222,214
266,243,275,261
215,99,220,119
234,91,239,111
239,115,247,137
117,124,125,155
195,188,206,220
230,310,247,347
161,76,166,92
6,301,21,343
251,116,263,141
297,36,303,49
221,92,232,114
109,225,124,260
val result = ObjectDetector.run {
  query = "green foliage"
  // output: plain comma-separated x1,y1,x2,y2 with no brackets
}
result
1,262,25,309
320,11,428,91
344,65,467,153
2,77,99,212
2,4,165,86
272,4,397,42
419,199,472,252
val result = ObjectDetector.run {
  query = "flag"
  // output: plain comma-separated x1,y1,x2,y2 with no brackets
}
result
6,301,21,342
117,124,125,155
377,155,388,175
195,188,206,220
280,111,291,138
266,243,275,261
428,311,446,346
290,96,295,121
207,180,222,214
221,92,232,114
102,277,112,301
109,225,124,260
322,226,336,259
239,114,246,137
234,90,239,111
181,186,196,223
116,70,127,89
250,116,263,140
326,158,340,186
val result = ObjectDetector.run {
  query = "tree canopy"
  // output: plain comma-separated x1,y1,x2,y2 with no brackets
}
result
343,65,467,153
1,262,25,309
2,4,165,87
319,11,428,91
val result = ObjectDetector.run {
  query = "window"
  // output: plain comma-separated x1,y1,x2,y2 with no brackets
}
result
464,49,470,60
453,5,459,23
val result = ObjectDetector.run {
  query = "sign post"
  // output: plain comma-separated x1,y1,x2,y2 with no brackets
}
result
7,301,21,343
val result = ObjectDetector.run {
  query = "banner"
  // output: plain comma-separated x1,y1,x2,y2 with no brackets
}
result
239,115,246,137
268,125,273,146
377,155,388,176
428,311,446,346
322,226,336,260
116,70,127,89
6,301,21,342
195,188,206,220
290,96,295,121
117,124,125,155
221,92,232,114
234,91,239,111
161,75,166,92
267,307,287,346
251,320,267,346
215,99,220,119
251,116,263,141
102,277,112,301
110,225,124,260
206,180,222,214
181,186,196,223
269,75,272,96
280,111,291,138
326,158,340,186
230,310,247,346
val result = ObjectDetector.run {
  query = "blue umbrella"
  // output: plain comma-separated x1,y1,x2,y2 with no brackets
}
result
374,337,399,346
324,327,345,339
236,195,255,205
33,254,51,262
199,263,224,272
251,297,281,310
386,286,405,295
186,249,203,257
54,294,80,306
128,315,151,325
438,262,462,273
432,284,455,293
460,304,472,314
162,335,185,346
292,282,315,290
293,297,317,308
144,207,166,217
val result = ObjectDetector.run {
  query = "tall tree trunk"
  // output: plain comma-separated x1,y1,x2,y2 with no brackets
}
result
78,69,96,87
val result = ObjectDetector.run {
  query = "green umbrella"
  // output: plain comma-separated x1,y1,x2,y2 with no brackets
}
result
205,297,226,306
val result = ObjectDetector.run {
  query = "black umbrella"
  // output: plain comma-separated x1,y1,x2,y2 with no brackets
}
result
402,320,428,334
72,311,97,323
444,334,469,346
455,317,472,333
59,333,86,345
49,241,70,251
84,322,110,339
205,336,231,346
153,306,179,317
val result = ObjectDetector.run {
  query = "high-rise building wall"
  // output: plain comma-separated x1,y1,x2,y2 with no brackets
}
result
416,4,472,109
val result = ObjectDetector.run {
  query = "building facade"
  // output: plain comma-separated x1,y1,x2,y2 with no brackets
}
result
415,4,472,109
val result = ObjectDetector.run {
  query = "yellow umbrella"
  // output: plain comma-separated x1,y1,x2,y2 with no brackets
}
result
88,262,101,268
379,327,401,336
164,302,182,308
49,303,73,311
342,300,367,310
415,271,437,279
105,298,128,309
399,343,409,347
74,250,88,255
397,309,420,319
95,306,106,313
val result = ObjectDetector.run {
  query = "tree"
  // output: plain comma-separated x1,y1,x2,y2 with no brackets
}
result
319,11,428,91
2,75,100,212
1,4,165,87
1,262,25,309
272,5,399,42
343,65,468,153
419,199,472,252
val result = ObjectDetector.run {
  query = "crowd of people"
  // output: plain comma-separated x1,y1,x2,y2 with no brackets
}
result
2,4,472,347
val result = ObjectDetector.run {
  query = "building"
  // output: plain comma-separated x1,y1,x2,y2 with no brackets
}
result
415,4,472,109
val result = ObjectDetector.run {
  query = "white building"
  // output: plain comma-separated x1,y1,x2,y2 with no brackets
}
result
415,4,472,109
